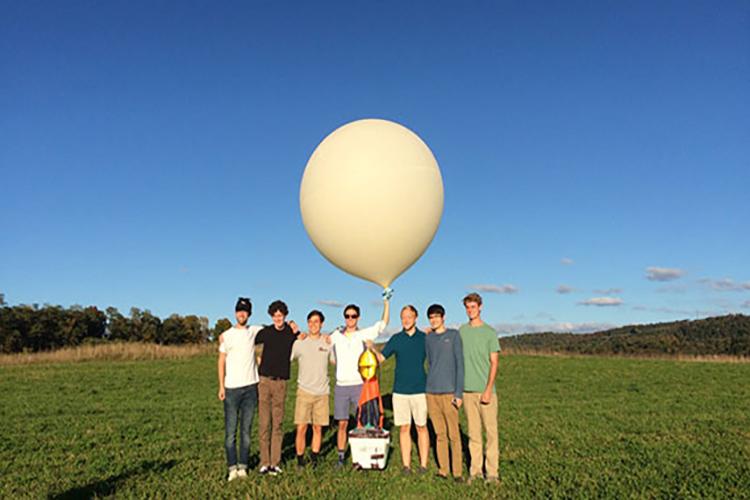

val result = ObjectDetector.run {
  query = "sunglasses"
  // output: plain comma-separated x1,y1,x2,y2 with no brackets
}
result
344,314,359,319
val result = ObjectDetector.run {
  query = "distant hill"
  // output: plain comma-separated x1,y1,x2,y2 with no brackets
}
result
499,314,750,357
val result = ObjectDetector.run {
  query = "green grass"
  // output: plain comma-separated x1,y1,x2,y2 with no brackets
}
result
1,354,749,499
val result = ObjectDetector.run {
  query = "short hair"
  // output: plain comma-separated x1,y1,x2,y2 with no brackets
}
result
267,300,289,316
343,304,360,317
401,305,418,317
307,310,325,322
427,304,445,317
462,293,483,306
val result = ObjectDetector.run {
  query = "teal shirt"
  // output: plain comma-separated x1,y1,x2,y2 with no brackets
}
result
382,329,427,394
459,323,500,392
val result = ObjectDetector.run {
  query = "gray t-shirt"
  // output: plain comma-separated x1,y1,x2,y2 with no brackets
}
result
291,336,333,395
425,328,464,398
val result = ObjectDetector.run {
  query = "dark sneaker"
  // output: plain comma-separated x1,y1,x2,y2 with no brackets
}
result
402,467,412,475
417,467,428,475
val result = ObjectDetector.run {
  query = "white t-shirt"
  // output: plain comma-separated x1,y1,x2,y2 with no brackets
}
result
219,325,262,389
330,320,386,386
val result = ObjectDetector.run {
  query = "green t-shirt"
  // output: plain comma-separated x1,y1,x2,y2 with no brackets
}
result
459,323,500,392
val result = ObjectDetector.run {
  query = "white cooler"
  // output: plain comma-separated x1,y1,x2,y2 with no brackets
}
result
348,430,390,470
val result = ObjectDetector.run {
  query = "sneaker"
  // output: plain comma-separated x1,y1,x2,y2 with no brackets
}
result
402,467,412,475
486,476,499,484
336,457,346,468
453,476,465,483
227,469,239,482
236,469,247,478
417,467,428,475
259,466,270,475
269,466,282,476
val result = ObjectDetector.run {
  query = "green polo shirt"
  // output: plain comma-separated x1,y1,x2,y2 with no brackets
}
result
381,329,427,394
459,323,500,392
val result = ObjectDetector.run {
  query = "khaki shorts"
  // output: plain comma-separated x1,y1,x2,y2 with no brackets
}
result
392,393,427,427
294,388,329,426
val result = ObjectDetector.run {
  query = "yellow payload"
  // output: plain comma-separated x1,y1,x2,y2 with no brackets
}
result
358,348,378,381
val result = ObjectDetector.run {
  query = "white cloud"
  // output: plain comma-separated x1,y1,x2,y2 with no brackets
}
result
593,288,622,295
317,299,344,308
579,297,623,306
494,321,616,335
556,285,575,294
470,284,519,294
646,267,686,282
561,257,574,265
699,277,750,292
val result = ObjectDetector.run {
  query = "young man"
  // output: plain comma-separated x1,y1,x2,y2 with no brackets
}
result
255,300,299,475
290,310,333,468
217,297,262,482
425,303,464,481
378,305,429,474
330,298,390,467
459,292,500,484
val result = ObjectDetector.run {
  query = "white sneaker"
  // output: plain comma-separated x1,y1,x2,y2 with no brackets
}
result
268,465,282,476
259,465,270,475
227,469,239,482
236,469,247,478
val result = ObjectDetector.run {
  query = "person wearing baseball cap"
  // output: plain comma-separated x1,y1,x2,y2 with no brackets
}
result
217,297,262,482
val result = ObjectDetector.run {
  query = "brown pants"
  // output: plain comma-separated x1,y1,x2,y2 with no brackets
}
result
426,393,463,478
258,376,287,467
463,391,499,478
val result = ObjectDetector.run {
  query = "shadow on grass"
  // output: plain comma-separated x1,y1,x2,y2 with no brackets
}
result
51,459,179,499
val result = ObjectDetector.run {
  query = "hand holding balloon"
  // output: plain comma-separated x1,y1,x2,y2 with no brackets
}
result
381,287,394,301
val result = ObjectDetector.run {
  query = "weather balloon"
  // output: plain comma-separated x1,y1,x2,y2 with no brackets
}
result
300,119,443,288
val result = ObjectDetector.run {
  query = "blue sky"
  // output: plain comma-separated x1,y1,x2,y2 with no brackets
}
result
2,1,748,335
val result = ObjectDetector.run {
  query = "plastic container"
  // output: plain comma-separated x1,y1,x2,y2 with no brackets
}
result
348,429,390,470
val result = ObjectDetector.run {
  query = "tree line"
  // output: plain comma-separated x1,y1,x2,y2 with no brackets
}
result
0,301,232,354
499,314,750,357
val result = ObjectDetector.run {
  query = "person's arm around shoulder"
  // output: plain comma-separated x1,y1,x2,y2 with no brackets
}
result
481,326,499,404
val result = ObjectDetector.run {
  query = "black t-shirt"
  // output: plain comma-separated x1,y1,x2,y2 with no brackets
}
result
256,323,298,380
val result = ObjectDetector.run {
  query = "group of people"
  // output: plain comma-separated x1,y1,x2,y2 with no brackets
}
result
217,292,499,484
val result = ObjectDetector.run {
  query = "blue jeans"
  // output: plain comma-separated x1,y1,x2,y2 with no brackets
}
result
223,384,258,470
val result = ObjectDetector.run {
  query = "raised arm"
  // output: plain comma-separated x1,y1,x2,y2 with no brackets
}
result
381,298,390,326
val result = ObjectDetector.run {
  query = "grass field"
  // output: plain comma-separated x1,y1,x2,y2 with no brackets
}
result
1,352,749,499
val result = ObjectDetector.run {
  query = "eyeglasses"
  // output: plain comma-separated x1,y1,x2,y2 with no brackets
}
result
344,314,359,319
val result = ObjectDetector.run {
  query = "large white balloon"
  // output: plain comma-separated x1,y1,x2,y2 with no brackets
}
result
300,119,444,288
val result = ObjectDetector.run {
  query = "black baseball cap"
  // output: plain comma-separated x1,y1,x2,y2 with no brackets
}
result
235,297,252,314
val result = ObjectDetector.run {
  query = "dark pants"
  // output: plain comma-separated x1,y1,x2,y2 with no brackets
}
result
223,384,258,470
